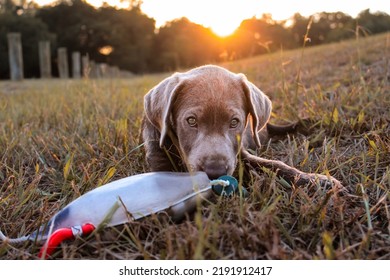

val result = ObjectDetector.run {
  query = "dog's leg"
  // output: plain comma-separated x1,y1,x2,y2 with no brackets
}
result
241,150,343,189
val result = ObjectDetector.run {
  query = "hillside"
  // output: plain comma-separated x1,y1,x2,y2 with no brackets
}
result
0,33,389,259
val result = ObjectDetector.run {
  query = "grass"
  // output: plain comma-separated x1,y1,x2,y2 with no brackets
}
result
0,33,389,260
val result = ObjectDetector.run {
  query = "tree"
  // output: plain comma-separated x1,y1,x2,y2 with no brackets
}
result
290,12,357,45
98,5,155,73
36,0,98,55
36,0,155,73
309,12,354,43
357,9,390,34
153,17,222,71
0,0,16,13
225,14,296,60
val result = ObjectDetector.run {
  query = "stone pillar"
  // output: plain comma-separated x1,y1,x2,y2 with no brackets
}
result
39,41,51,78
82,55,90,78
57,47,69,79
7,33,24,80
89,60,98,78
99,63,107,78
72,51,81,79
112,66,120,78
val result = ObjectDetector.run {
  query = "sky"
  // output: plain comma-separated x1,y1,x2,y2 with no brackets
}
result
35,0,390,37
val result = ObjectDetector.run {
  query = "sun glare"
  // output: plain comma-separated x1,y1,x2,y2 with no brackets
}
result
205,19,242,37
142,0,259,37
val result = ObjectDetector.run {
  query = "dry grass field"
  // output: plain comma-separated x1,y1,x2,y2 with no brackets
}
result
0,33,389,259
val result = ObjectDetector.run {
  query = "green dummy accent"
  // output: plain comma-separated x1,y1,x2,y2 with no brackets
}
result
211,175,248,197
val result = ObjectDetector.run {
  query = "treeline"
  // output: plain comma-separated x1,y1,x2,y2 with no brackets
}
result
1,0,390,78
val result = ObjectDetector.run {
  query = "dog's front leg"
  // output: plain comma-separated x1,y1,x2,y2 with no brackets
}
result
241,150,343,190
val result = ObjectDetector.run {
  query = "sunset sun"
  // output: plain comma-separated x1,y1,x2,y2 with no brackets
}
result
141,0,261,37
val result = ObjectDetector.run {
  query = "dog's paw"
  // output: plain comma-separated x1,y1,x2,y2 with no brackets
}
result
309,173,344,191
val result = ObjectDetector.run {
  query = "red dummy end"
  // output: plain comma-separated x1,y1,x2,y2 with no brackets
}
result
38,223,95,259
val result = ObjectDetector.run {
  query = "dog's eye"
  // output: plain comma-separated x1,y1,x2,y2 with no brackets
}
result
230,118,239,128
187,117,197,127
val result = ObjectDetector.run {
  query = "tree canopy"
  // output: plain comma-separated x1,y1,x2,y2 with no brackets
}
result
1,0,389,78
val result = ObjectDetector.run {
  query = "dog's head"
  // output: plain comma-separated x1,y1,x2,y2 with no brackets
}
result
144,65,271,179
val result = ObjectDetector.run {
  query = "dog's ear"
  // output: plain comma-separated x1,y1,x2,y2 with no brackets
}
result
239,74,272,148
144,73,184,147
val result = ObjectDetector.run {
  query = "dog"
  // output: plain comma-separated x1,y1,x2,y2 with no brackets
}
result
141,65,342,188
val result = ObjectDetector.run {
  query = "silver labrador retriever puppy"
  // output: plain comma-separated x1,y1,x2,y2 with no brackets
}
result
142,65,341,188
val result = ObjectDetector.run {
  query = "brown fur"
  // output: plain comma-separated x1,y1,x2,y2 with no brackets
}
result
141,65,342,188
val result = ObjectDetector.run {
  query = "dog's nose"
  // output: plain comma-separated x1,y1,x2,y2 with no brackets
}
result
201,158,228,179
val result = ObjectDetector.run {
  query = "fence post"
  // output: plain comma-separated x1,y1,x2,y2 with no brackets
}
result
99,63,108,78
57,47,69,79
81,55,89,78
7,33,24,80
111,66,120,78
89,60,99,79
72,51,81,79
39,41,51,78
